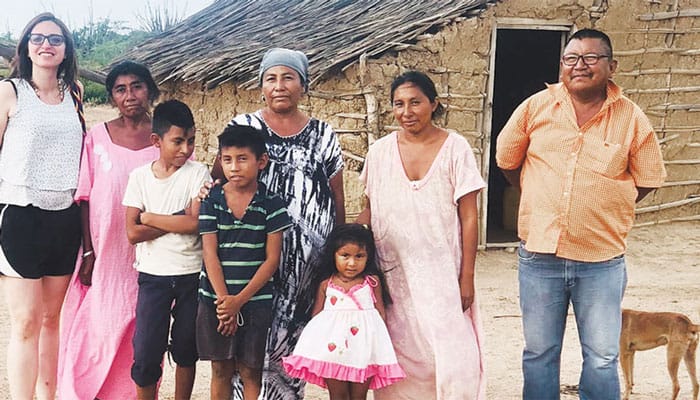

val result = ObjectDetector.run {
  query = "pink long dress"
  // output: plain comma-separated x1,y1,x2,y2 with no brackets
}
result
360,131,487,400
58,123,159,399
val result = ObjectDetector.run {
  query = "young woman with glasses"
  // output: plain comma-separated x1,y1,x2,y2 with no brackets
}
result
0,13,83,400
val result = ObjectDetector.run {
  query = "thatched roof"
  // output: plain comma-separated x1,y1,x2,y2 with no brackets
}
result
122,0,495,89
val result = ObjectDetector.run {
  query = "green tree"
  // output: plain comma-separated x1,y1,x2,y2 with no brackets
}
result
72,19,126,63
72,19,155,103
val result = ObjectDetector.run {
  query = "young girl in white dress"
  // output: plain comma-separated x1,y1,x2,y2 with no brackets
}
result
283,223,405,398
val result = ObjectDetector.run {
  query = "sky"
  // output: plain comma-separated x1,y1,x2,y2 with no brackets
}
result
2,0,213,37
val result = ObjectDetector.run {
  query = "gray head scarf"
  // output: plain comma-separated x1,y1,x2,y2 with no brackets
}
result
258,48,309,91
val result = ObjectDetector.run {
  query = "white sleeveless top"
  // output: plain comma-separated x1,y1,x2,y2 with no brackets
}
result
0,78,83,210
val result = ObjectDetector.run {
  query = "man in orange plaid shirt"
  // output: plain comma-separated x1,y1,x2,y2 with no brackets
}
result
496,28,666,400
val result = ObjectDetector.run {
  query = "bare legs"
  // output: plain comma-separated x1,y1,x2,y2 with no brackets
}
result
35,276,71,399
3,274,71,400
175,365,195,400
239,365,262,400
3,276,41,400
136,383,157,400
325,378,371,400
211,361,235,400
135,365,196,400
211,360,262,400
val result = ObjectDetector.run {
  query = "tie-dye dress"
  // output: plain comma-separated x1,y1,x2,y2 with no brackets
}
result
229,111,344,399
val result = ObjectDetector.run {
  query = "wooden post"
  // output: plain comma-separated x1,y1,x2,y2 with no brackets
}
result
359,53,379,146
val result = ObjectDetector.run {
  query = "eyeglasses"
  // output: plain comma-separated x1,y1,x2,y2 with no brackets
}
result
561,53,610,66
28,33,65,47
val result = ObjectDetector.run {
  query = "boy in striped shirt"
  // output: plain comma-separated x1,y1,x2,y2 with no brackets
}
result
197,125,291,400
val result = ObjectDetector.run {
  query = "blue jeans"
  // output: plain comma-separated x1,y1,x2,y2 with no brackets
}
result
518,243,627,400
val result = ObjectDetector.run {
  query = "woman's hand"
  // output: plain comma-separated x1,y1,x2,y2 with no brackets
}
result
457,191,478,312
197,179,221,202
78,253,96,286
459,276,475,311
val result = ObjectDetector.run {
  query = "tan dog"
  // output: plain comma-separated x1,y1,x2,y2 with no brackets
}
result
620,309,699,400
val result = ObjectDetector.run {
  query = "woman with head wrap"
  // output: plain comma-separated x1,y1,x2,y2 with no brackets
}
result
209,48,345,399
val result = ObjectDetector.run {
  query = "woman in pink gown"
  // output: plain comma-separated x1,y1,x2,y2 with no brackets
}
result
58,61,161,399
358,71,486,399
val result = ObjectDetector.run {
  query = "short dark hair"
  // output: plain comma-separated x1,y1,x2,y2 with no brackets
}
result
152,100,195,137
106,60,160,103
568,28,613,58
390,70,445,120
218,125,267,158
11,13,78,84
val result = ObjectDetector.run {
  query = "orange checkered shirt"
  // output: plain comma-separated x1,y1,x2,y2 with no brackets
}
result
496,81,666,262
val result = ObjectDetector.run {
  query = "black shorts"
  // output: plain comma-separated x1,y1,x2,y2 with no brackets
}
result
131,272,199,387
0,203,81,279
196,300,272,369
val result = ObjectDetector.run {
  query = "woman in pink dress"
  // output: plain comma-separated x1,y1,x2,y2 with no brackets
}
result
58,61,161,399
358,70,487,399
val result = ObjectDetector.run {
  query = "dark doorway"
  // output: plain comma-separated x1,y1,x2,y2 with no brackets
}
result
487,28,564,244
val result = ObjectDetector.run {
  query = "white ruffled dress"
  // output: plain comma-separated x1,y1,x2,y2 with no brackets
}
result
283,276,405,389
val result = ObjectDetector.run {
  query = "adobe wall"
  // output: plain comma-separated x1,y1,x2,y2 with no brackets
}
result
164,0,699,231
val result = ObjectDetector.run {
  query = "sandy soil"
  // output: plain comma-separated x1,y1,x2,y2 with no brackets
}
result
0,221,696,399
0,106,697,399
84,104,118,128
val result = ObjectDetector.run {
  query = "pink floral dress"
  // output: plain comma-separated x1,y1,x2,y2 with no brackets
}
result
283,276,405,389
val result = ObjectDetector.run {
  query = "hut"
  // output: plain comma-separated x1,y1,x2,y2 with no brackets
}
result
123,0,700,248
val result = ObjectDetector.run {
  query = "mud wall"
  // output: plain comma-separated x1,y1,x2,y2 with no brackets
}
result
162,0,699,234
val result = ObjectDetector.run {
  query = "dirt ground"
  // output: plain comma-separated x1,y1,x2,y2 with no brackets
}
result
0,221,696,399
0,107,697,399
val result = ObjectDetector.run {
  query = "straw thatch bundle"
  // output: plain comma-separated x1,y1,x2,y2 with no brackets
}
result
121,0,494,89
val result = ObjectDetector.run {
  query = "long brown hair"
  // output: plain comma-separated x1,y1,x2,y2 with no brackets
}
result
10,13,79,84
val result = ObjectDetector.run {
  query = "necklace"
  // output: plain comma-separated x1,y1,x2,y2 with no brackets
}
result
29,78,65,102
